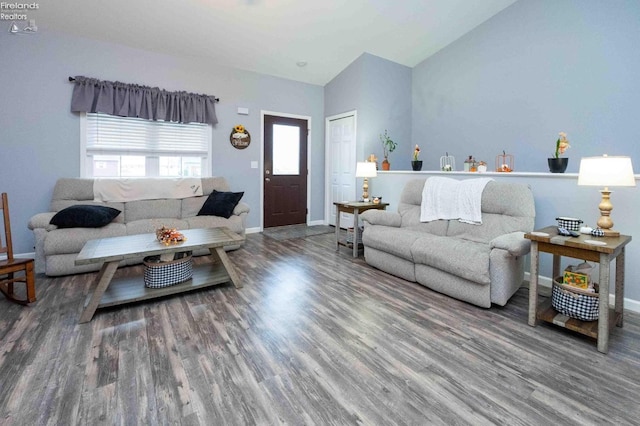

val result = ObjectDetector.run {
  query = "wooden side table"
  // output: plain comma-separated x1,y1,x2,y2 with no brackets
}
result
334,201,389,257
525,226,631,353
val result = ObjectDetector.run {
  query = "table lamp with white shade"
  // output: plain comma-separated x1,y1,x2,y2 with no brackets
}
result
577,155,636,237
355,162,377,202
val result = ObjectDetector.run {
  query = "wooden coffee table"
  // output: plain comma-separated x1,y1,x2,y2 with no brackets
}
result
75,227,244,323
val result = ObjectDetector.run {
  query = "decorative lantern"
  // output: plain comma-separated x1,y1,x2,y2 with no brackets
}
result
495,151,514,172
440,152,455,172
464,155,478,172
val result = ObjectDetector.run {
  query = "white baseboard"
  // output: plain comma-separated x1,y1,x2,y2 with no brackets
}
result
247,222,326,234
524,272,640,314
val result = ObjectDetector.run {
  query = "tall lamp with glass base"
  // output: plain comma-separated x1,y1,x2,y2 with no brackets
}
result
355,162,377,202
578,155,636,237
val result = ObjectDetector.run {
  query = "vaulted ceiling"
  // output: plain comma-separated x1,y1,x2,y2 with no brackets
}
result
41,0,517,85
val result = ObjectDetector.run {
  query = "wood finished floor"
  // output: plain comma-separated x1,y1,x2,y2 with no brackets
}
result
1,232,639,425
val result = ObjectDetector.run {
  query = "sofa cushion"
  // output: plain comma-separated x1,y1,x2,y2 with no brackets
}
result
44,223,126,255
363,225,430,262
202,176,231,194
411,236,491,285
198,190,244,219
182,196,208,218
125,199,182,222
447,213,534,242
186,215,245,235
50,205,121,228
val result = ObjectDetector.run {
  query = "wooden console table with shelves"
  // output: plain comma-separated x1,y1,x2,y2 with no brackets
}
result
525,226,631,353
334,201,389,257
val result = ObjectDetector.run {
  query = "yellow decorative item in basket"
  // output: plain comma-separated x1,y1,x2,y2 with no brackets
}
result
563,270,589,289
155,226,186,245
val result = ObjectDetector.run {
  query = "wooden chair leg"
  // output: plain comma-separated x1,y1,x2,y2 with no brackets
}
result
25,262,36,303
0,268,36,305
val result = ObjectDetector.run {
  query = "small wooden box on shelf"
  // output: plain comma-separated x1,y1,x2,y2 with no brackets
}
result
525,226,631,353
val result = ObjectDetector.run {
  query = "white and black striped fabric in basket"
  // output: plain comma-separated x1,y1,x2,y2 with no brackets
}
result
143,252,193,289
556,217,583,231
551,278,599,321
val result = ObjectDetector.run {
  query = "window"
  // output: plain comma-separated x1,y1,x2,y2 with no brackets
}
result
81,112,211,177
272,124,300,175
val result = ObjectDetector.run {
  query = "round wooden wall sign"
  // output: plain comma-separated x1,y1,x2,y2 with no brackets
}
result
230,124,251,149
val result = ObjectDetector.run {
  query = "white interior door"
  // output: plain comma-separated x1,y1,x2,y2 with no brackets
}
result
326,112,356,228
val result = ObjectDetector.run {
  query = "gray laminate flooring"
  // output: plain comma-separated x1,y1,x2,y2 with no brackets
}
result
1,232,639,425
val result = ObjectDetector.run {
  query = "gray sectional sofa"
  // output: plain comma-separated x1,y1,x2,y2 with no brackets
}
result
28,177,249,276
360,178,535,308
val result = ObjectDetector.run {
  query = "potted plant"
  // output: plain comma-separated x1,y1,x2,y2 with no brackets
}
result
380,130,397,170
548,132,570,173
411,145,422,171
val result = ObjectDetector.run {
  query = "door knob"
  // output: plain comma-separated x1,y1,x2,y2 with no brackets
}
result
265,177,271,182
265,170,270,175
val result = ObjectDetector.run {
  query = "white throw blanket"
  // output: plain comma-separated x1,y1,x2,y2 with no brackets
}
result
420,177,493,224
94,178,203,202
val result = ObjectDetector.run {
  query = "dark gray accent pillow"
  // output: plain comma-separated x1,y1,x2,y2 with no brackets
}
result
50,205,121,228
198,190,244,219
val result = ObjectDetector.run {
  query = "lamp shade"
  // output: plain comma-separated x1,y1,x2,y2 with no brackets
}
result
577,155,636,187
355,162,377,178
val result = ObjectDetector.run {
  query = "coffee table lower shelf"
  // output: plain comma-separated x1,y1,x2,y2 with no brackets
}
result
86,262,232,310
536,299,620,339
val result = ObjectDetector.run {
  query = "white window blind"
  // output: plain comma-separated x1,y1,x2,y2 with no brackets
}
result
86,113,209,156
82,112,211,177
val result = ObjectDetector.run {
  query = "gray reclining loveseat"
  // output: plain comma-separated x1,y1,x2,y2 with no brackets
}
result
361,178,535,308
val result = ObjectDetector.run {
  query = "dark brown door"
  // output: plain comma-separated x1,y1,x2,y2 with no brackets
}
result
264,115,308,228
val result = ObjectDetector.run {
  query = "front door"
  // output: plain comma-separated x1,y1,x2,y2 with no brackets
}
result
263,115,308,228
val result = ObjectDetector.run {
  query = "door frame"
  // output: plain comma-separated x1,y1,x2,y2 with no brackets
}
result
324,110,357,226
260,110,312,231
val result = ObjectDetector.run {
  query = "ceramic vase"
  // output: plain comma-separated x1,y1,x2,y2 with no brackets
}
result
548,157,568,173
411,160,423,171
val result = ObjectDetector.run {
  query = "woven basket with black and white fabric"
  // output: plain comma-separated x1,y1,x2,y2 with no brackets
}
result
556,217,583,231
143,252,193,289
551,278,599,321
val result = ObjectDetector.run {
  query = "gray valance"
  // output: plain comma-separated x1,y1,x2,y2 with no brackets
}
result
70,76,218,125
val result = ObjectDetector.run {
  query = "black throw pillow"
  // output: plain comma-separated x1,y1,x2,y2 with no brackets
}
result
50,205,121,228
198,190,244,219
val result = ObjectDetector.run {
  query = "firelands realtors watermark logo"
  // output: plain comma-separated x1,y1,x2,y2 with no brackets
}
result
1,2,38,20
2,2,39,34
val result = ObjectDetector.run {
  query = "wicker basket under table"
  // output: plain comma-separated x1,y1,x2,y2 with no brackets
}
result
143,251,193,289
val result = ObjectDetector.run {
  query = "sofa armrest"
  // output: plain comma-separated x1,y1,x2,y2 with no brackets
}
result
28,212,57,231
490,232,531,256
360,210,402,228
233,202,250,216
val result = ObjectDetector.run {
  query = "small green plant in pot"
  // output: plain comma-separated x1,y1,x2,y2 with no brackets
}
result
380,130,397,170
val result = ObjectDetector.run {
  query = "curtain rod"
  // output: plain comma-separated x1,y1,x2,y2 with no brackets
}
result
67,76,220,102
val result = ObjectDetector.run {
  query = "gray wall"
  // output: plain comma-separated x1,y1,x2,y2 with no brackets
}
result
1,30,324,253
412,0,640,173
402,0,640,304
325,53,412,167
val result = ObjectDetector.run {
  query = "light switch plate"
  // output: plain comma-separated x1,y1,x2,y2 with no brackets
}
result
251,161,258,169
237,107,249,115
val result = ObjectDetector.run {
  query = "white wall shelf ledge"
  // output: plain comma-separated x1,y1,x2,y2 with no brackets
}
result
380,170,582,179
